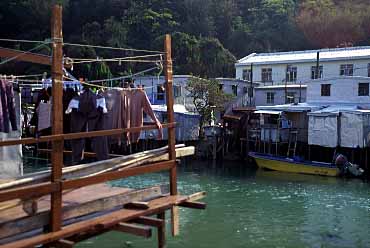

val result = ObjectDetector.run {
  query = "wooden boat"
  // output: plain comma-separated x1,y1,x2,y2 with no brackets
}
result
249,152,339,177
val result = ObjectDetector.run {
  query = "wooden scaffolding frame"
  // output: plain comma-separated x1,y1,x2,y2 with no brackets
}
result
0,5,205,248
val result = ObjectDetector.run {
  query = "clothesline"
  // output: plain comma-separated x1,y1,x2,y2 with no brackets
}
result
71,54,163,62
87,66,161,83
2,73,46,78
63,42,165,54
0,38,165,54
71,59,162,65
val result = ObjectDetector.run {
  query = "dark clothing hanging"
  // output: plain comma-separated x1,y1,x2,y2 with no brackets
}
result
0,79,17,133
102,89,122,145
70,89,109,164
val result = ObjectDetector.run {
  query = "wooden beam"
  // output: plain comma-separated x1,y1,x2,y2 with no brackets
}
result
0,185,167,240
164,34,179,237
0,145,187,191
62,160,176,190
178,201,207,210
0,47,71,68
0,182,58,202
113,223,152,238
187,191,206,202
37,149,123,158
50,4,64,233
0,122,176,147
131,216,164,228
157,212,166,248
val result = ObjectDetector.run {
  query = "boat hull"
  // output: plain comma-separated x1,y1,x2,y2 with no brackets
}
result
249,152,339,177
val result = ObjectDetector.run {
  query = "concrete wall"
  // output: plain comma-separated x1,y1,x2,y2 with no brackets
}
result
307,77,370,104
255,87,307,106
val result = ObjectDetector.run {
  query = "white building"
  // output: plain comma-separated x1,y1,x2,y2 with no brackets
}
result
254,84,307,106
134,75,195,111
236,46,370,85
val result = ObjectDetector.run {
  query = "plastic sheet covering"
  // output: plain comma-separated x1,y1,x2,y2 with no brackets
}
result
363,114,370,147
308,115,338,147
0,92,22,179
340,112,364,148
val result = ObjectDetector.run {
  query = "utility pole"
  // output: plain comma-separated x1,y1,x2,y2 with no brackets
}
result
316,51,320,79
249,63,253,106
50,4,64,232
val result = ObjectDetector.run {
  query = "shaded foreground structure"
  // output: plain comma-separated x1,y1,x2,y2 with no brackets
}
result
0,5,206,247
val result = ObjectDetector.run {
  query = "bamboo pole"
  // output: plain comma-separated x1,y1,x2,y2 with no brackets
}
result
50,4,64,232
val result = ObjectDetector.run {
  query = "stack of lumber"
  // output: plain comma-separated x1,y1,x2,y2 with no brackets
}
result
0,145,194,190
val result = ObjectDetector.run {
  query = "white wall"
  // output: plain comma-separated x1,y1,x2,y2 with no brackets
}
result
255,87,307,106
236,58,370,85
307,77,370,104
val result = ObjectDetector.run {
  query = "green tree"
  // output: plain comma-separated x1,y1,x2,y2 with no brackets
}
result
186,77,233,138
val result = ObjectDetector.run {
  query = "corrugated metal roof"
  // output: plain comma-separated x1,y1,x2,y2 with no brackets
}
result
237,46,370,65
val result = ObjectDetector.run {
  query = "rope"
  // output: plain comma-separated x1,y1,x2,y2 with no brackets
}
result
0,38,52,44
0,43,48,66
88,66,160,83
63,42,165,54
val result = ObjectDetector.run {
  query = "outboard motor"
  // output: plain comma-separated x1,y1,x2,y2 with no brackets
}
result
334,154,364,177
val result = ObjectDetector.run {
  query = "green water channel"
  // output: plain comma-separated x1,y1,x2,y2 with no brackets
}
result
70,160,370,248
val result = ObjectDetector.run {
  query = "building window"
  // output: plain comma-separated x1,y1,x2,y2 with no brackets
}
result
232,85,238,96
321,84,331,96
286,92,295,103
340,64,353,76
311,65,323,79
242,69,252,81
358,83,369,96
173,85,181,97
368,64,370,77
286,65,297,82
157,84,165,100
266,92,275,104
261,68,272,82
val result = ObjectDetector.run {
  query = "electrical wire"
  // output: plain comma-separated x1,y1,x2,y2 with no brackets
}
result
0,38,52,44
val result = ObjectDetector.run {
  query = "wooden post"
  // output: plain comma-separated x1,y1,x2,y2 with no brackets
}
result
157,212,166,248
164,34,179,236
50,4,64,232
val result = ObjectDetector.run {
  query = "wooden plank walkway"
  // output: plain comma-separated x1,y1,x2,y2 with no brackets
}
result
1,194,196,248
0,184,167,242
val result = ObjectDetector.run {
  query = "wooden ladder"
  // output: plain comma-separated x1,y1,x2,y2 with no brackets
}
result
287,129,298,157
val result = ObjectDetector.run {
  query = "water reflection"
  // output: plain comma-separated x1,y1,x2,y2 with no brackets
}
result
79,160,370,248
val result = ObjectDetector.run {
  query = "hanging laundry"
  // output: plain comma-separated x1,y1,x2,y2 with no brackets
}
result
37,102,52,131
102,89,122,145
0,82,22,178
0,78,17,133
30,87,51,133
122,88,162,143
67,88,109,164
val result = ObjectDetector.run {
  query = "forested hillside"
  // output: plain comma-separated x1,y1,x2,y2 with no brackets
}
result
0,0,369,79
